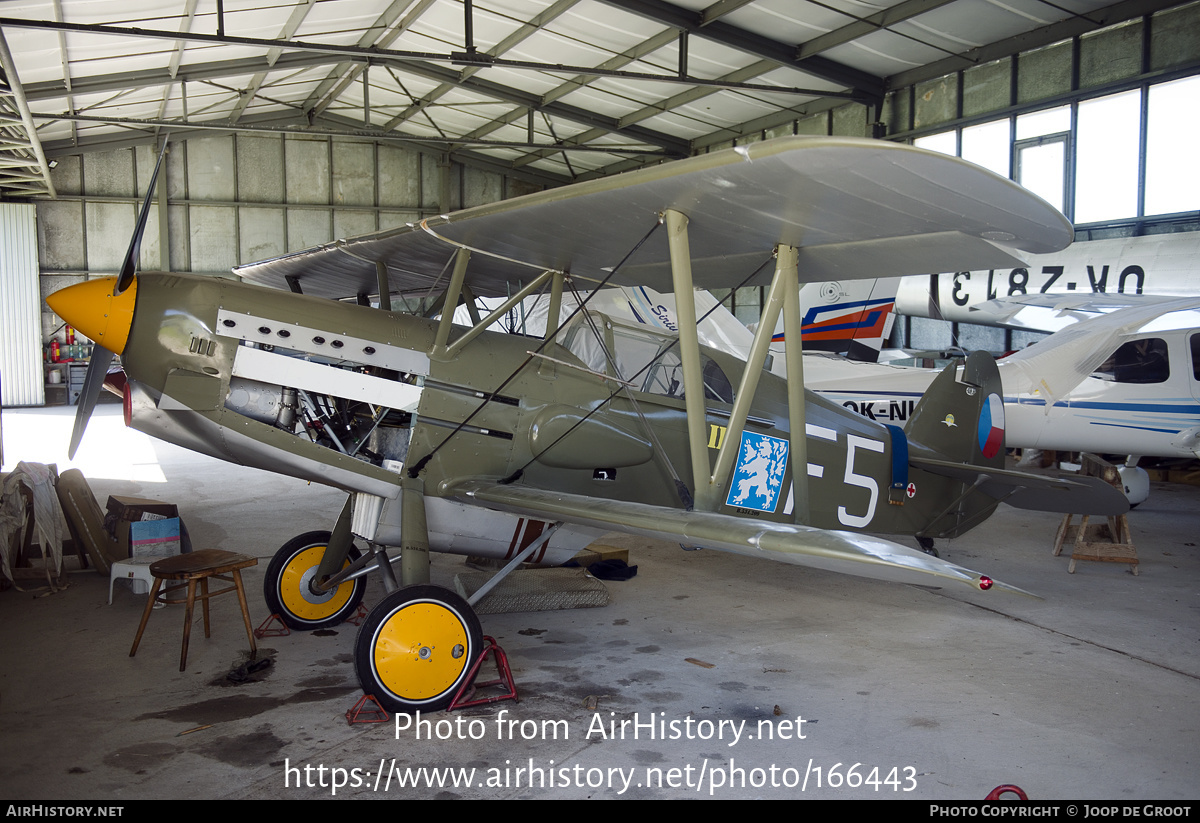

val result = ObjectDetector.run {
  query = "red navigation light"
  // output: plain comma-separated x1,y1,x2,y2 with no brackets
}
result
979,576,994,591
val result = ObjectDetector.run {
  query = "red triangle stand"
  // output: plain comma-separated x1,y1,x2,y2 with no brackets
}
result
449,635,518,710
346,694,390,724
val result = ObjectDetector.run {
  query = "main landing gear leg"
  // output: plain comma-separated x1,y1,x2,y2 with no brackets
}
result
400,476,431,586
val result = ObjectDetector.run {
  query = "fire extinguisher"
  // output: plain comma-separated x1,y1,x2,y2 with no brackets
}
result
65,325,75,345
50,340,61,362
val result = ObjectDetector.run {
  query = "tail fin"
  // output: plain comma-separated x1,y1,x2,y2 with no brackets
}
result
903,352,1127,533
781,279,898,361
904,351,1004,470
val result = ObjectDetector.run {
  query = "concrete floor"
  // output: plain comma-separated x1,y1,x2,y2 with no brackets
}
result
1,405,1197,800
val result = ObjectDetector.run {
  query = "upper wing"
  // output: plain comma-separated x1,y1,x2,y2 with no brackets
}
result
444,478,1035,596
235,136,1072,301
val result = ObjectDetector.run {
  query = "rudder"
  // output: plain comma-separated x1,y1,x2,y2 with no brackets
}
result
904,351,1005,470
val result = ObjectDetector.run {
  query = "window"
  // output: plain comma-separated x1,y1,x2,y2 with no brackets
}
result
961,120,1011,178
560,313,735,403
1015,106,1071,140
1190,333,1200,382
1146,76,1200,216
1091,338,1170,384
905,74,1200,227
1013,105,1071,214
1075,90,1141,223
914,131,957,156
1015,137,1068,213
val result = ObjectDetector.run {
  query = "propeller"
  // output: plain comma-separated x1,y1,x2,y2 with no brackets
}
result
67,347,114,459
59,138,169,458
115,139,168,295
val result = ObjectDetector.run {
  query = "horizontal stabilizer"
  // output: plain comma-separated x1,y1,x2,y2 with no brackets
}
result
910,456,1130,515
444,479,1036,597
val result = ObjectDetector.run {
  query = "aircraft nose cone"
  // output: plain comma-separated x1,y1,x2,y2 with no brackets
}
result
46,276,138,355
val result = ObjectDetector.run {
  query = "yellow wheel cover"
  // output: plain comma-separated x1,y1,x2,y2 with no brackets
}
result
373,602,470,701
279,546,355,621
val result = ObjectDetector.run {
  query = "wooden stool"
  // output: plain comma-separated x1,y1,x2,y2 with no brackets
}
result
130,549,258,671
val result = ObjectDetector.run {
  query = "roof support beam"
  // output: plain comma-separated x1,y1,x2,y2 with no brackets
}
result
14,33,689,155
453,28,679,146
0,27,55,196
700,0,757,25
383,59,690,154
886,0,1183,90
384,0,580,131
34,109,574,187
797,0,957,59
24,52,335,102
306,0,437,117
31,109,655,155
230,0,317,123
510,58,781,168
594,0,884,99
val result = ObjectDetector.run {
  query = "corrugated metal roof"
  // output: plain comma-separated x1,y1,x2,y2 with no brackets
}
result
0,0,1186,190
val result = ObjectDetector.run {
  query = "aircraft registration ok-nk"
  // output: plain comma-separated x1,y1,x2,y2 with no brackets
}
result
47,136,1127,713
805,299,1200,502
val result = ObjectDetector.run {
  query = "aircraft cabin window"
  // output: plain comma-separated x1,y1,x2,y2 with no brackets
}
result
1091,338,1170,384
559,312,734,403
639,347,734,403
1190,334,1200,382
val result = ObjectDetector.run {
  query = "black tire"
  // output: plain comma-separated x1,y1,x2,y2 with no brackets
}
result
355,585,483,713
263,530,366,630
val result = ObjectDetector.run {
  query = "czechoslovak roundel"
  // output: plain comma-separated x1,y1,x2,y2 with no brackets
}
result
977,393,1005,459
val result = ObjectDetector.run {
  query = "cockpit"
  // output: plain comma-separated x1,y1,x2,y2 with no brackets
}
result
558,311,735,404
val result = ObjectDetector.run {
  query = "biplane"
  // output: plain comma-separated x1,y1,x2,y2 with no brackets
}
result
47,136,1127,712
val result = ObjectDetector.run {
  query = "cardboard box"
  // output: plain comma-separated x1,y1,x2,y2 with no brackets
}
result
128,517,182,558
105,495,182,558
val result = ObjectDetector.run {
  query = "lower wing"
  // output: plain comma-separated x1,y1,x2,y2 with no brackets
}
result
443,479,1035,597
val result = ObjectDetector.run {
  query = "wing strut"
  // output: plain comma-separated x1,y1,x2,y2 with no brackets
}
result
665,208,810,518
664,210,710,506
544,273,564,341
780,246,810,524
434,248,472,352
376,261,391,311
444,269,555,357
465,522,563,607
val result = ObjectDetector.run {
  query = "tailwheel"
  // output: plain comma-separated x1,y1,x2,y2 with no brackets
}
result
355,585,483,713
263,530,365,630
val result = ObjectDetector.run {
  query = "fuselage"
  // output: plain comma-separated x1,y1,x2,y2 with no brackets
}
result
84,273,1009,544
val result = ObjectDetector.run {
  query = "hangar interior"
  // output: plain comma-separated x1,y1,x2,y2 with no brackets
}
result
1,0,1197,397
0,0,1198,801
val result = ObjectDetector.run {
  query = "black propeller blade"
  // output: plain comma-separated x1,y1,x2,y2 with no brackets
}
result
115,138,169,295
67,347,114,460
67,137,168,458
